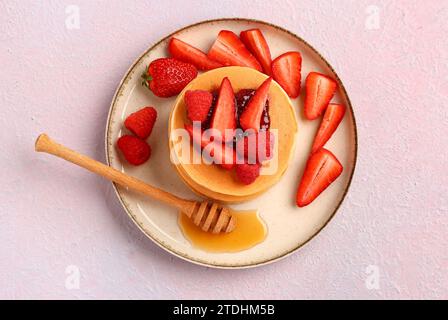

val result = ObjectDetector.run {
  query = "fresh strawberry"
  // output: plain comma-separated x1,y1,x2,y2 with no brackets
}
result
311,104,346,153
142,58,197,98
185,124,235,170
296,148,343,207
168,38,223,71
235,163,261,185
210,77,236,141
185,90,213,123
240,29,272,75
304,72,337,120
117,135,151,166
124,106,157,139
236,130,275,163
207,30,262,71
271,52,302,98
239,77,272,131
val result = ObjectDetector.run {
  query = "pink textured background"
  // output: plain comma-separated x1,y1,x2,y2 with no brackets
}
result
1,0,447,299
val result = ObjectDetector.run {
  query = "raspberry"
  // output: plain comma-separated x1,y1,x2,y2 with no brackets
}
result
117,135,151,165
235,163,261,185
124,106,157,139
185,90,213,123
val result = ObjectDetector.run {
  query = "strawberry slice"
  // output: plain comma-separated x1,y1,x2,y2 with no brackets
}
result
240,29,272,75
239,77,272,131
296,148,343,207
207,30,262,71
168,38,223,71
311,104,346,153
271,52,302,98
304,72,337,120
210,77,236,141
185,124,235,170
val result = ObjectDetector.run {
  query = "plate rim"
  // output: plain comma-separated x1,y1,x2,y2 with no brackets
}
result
105,17,358,269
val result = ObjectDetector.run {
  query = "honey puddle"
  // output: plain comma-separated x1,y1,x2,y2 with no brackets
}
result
178,210,267,253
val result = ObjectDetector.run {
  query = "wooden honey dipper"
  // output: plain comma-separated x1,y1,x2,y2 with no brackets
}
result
35,134,236,234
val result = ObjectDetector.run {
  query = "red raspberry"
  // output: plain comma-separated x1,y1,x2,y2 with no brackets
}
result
185,90,213,123
117,135,151,165
124,107,157,139
235,163,261,185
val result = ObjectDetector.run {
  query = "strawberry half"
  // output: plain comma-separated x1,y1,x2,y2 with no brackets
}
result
210,77,236,141
168,37,222,71
124,106,157,139
271,51,302,98
185,90,213,123
296,148,343,207
185,124,235,170
207,30,262,71
142,58,197,98
304,72,337,120
117,135,151,166
239,77,272,131
240,29,272,75
311,103,346,153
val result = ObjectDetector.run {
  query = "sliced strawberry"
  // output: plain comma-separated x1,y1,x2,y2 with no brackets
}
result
185,90,213,123
271,52,302,98
239,77,272,131
168,37,223,71
207,30,262,71
240,29,272,75
296,148,343,207
210,77,236,141
185,124,235,170
304,72,337,120
311,104,346,153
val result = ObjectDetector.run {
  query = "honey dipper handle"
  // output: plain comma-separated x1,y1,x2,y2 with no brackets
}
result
35,133,194,211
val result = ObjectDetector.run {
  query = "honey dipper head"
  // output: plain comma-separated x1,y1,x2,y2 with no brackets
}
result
189,201,236,234
214,206,236,234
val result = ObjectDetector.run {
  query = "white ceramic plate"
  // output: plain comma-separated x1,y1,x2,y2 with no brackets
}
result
105,18,357,268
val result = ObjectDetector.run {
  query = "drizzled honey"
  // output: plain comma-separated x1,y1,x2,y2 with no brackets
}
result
178,210,266,253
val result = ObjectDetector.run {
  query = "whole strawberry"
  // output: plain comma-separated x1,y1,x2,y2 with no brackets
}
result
117,135,151,166
124,106,157,139
142,58,198,98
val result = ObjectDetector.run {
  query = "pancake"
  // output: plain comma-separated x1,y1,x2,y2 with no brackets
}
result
169,66,298,203
170,152,283,203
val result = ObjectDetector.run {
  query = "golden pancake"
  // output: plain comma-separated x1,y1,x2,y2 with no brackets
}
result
169,135,292,202
169,66,298,203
